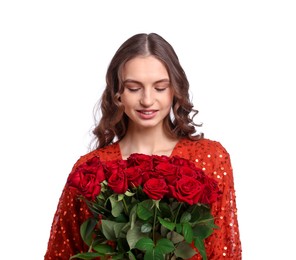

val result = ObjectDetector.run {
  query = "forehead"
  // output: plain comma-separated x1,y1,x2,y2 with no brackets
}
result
122,56,169,81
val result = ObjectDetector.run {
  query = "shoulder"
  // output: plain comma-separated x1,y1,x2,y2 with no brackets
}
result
173,138,231,165
72,142,121,170
174,138,233,180
176,138,229,156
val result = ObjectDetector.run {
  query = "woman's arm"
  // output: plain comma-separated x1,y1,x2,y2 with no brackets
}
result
44,184,91,260
188,139,242,260
203,141,242,259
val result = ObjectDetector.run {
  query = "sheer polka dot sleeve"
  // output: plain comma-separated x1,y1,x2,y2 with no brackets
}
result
205,142,241,259
44,185,92,259
44,147,119,259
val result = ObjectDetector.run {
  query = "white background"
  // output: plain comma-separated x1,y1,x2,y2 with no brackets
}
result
1,1,295,259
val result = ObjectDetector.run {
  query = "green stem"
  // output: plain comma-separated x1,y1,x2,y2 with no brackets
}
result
122,197,129,215
191,203,198,214
85,198,112,214
195,217,215,225
153,204,158,244
174,203,183,224
95,203,112,214
88,240,93,252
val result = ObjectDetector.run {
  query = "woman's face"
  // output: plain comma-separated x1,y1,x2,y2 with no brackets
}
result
120,56,174,131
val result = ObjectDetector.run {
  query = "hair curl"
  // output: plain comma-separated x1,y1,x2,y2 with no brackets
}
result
92,33,203,149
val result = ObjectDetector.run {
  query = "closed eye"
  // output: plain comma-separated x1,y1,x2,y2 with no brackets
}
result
155,87,168,92
126,87,141,92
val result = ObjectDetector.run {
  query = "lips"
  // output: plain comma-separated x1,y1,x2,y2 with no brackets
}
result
136,110,158,119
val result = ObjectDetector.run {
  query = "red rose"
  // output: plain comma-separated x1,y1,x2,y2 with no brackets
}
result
155,162,177,184
152,155,170,164
67,156,105,200
177,165,205,181
143,178,168,200
141,170,155,184
168,176,205,205
103,160,127,179
107,168,128,194
172,157,207,183
127,153,153,168
169,156,195,167
200,177,221,204
125,166,143,188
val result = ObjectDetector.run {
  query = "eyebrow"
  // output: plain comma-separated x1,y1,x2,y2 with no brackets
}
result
122,79,170,86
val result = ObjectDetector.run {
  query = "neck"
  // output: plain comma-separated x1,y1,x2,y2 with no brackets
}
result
119,125,178,159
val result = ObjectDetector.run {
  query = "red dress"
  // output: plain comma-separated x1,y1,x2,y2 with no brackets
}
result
44,138,242,259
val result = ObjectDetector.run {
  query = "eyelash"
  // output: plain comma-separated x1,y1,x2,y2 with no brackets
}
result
155,88,166,92
127,88,140,92
126,87,167,92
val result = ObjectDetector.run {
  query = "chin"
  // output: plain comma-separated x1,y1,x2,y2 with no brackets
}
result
134,121,163,130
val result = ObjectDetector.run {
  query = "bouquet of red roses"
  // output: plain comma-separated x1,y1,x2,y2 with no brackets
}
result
67,153,221,260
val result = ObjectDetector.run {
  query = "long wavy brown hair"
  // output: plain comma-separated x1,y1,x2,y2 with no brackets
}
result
92,33,203,149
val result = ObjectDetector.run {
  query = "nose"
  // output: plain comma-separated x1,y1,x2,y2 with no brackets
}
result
140,88,155,107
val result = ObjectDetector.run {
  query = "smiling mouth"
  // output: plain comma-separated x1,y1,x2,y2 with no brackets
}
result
137,110,157,114
136,110,158,119
140,111,155,115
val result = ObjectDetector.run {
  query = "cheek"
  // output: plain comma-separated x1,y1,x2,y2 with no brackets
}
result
164,94,174,108
167,89,174,104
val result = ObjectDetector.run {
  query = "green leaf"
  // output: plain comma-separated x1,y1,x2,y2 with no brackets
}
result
158,217,175,231
110,196,124,217
190,204,211,222
159,202,171,218
144,249,164,260
129,204,137,230
155,238,175,254
125,190,135,197
98,191,105,200
116,237,130,252
194,215,216,227
128,251,137,260
192,221,216,240
118,194,125,200
166,231,184,244
114,222,127,238
180,211,191,223
114,212,128,223
80,218,97,246
160,224,169,237
92,244,113,254
174,241,197,259
101,218,128,240
101,220,117,240
182,222,193,243
135,237,154,251
141,223,152,233
70,252,103,259
137,200,154,220
126,222,148,249
176,223,182,234
193,225,213,240
111,253,126,260
194,237,207,260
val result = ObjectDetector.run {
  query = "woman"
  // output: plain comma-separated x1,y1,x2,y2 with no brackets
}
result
45,33,242,259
